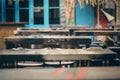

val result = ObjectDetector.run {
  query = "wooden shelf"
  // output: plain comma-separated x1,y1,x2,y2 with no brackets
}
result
0,22,27,27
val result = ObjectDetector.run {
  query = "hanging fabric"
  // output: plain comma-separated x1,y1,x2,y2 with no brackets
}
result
101,9,115,22
63,0,75,26
78,0,85,8
62,0,117,26
60,0,66,26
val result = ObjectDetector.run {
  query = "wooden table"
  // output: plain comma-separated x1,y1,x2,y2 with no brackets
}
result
69,29,114,35
0,48,116,68
5,36,92,49
108,46,120,59
0,67,120,80
5,36,91,40
74,31,120,42
15,30,69,35
74,30,120,36
0,48,116,61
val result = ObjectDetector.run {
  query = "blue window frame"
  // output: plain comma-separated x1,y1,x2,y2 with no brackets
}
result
0,0,1,22
27,0,60,28
2,0,29,23
27,0,49,28
1,0,60,28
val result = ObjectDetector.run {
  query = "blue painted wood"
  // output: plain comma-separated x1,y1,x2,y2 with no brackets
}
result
29,0,34,28
26,25,49,28
1,0,6,22
44,0,49,28
75,3,94,28
75,3,95,41
25,0,62,28
19,8,29,10
0,0,1,21
15,1,19,22
27,0,49,28
49,7,60,9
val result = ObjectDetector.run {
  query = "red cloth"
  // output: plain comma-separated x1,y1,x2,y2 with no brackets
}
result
99,11,108,29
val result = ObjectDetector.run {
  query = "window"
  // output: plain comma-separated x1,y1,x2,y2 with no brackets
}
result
0,1,1,21
49,0,60,24
49,9,60,24
34,0,44,24
20,10,29,22
49,0,59,7
6,9,15,21
6,0,15,8
19,0,29,22
34,10,44,24
4,0,29,22
19,0,28,8
5,0,15,22
34,0,43,7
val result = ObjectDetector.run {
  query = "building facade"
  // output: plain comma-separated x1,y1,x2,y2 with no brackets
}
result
0,0,95,28
0,0,119,28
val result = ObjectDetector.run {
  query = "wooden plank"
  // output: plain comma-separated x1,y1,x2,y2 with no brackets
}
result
15,28,120,35
16,30,69,35
70,28,114,31
5,36,91,40
0,22,27,27
0,22,27,25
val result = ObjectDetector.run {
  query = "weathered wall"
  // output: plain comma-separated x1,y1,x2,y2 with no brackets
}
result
0,26,21,50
